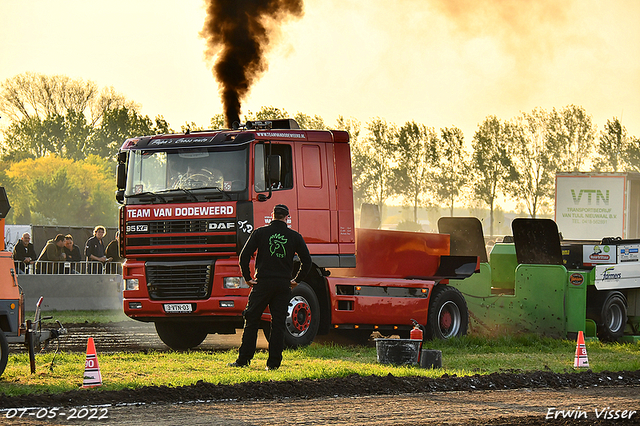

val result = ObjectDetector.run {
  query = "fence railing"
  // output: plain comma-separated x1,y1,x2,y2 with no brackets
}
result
14,260,122,275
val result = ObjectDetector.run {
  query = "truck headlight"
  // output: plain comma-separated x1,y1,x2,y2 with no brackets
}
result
223,277,249,289
126,279,139,291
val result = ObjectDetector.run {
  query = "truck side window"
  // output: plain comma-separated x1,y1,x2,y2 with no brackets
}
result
254,143,293,192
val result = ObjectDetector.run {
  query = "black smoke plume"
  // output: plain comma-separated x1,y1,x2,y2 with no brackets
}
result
201,0,304,128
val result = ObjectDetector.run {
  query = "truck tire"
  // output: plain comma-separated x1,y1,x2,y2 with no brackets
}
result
284,282,320,348
155,322,208,350
0,329,8,377
425,285,468,340
595,291,627,342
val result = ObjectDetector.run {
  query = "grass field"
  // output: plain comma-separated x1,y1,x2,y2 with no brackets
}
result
2,332,639,397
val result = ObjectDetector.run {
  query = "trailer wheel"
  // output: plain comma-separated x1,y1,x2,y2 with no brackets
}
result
0,329,8,377
155,322,208,350
425,286,468,340
596,291,627,342
284,283,320,348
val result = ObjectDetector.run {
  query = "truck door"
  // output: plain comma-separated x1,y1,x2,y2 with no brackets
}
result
295,143,333,249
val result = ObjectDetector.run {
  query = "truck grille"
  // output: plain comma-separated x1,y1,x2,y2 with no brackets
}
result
149,220,208,233
126,219,237,256
146,261,213,300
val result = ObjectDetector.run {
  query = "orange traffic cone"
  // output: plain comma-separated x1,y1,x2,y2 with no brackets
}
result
574,330,589,368
82,337,102,388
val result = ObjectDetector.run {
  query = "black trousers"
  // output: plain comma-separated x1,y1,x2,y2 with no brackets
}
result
237,280,291,368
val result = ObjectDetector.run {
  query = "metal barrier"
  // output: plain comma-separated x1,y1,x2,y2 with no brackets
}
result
13,260,122,275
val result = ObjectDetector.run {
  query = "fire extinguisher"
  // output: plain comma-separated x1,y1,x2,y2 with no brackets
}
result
410,319,424,341
410,319,424,363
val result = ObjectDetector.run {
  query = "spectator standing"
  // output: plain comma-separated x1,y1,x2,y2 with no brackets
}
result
105,231,121,263
105,231,122,274
13,232,37,273
36,234,66,273
63,234,82,273
85,226,111,273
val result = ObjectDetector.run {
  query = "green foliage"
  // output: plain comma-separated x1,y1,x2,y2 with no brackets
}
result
91,107,169,158
2,155,117,226
0,72,131,124
471,116,517,237
210,113,226,129
508,108,559,218
245,105,290,121
351,118,398,217
294,112,327,130
548,105,596,172
395,121,438,222
593,117,639,172
434,126,468,216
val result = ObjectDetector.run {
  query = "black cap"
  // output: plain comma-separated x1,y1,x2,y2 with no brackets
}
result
273,204,289,216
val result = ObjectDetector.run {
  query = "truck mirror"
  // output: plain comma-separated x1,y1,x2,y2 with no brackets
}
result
267,155,281,183
115,189,125,204
0,187,11,219
117,151,128,163
116,163,127,190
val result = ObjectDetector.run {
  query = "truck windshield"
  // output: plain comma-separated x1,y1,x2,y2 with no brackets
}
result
125,147,248,196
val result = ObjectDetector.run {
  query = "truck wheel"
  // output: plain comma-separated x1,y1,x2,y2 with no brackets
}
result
596,291,627,342
155,322,208,350
425,285,468,340
284,283,320,348
0,330,8,377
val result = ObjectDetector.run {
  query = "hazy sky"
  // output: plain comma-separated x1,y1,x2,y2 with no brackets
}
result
1,0,639,140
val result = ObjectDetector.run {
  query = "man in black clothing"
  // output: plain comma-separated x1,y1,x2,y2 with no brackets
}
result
13,232,37,273
230,204,312,370
85,225,111,274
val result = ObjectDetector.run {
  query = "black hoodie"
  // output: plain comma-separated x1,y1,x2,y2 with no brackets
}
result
239,220,312,284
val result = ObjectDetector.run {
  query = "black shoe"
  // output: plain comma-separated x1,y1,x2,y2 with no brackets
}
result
228,361,249,368
265,365,279,371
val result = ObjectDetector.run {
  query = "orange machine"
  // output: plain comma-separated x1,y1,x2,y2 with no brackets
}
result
0,187,65,377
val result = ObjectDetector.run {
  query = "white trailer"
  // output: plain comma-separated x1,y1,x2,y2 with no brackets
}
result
555,172,640,241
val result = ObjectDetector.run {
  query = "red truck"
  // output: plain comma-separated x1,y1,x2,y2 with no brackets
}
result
116,119,478,350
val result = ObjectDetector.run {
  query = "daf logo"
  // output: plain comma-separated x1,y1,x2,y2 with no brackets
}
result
208,222,235,231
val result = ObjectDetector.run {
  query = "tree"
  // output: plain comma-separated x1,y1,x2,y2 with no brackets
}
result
210,113,226,129
593,118,635,172
3,155,117,226
0,72,135,125
547,105,596,172
244,106,289,121
350,118,398,217
470,116,516,238
395,121,438,223
294,113,327,130
434,127,469,216
1,111,93,161
2,106,169,162
509,108,560,218
92,107,169,159
335,116,361,144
